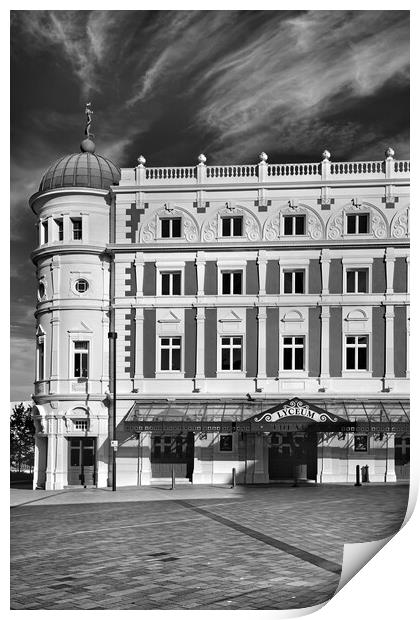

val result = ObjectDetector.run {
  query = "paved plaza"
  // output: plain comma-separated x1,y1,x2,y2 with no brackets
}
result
10,484,409,610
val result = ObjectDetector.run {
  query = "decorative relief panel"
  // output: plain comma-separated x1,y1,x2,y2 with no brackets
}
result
263,214,280,241
262,204,323,240
391,207,409,238
326,212,344,240
201,204,261,242
371,214,387,239
326,203,388,240
141,218,157,243
139,206,199,243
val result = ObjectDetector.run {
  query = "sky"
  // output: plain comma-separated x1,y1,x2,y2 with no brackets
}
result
10,9,410,400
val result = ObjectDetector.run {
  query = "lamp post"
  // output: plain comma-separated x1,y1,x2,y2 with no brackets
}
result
108,330,117,491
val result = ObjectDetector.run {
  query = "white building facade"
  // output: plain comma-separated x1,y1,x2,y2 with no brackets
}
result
30,138,410,490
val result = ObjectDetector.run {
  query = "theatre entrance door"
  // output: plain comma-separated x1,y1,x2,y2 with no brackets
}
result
268,432,317,481
151,432,194,481
68,438,96,486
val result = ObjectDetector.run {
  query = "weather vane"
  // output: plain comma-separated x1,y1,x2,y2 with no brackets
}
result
85,102,94,139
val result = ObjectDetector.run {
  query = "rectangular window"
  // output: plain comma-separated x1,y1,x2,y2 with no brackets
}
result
282,336,305,370
345,335,368,370
153,435,186,459
160,337,181,371
55,218,63,241
346,269,368,293
284,215,305,235
219,435,233,451
37,340,44,381
354,434,368,452
346,213,370,234
221,336,242,370
42,221,49,244
222,271,243,294
284,270,305,294
74,341,89,378
222,216,243,237
71,218,82,240
161,272,181,295
161,218,182,238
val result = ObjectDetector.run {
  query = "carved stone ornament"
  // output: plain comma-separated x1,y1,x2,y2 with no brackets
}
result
263,214,280,241
202,218,218,242
327,212,344,239
371,214,387,239
391,208,409,238
140,218,157,243
264,206,323,240
201,205,261,242
244,216,260,241
307,215,323,239
139,207,199,243
183,218,199,242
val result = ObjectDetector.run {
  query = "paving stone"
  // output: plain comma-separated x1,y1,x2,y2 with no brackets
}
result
10,484,408,610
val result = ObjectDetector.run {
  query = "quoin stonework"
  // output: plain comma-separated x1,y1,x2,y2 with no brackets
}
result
30,120,410,490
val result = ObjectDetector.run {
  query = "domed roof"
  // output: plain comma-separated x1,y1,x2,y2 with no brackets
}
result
39,150,120,192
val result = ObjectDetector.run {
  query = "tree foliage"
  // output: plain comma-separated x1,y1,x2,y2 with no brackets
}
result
10,403,35,472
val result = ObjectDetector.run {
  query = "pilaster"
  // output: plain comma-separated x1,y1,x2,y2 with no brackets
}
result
81,212,89,242
257,250,267,295
45,415,57,490
385,433,397,482
138,432,152,485
50,314,60,393
194,307,205,391
134,307,144,383
385,247,395,295
320,306,330,381
257,306,267,383
195,251,205,296
320,249,331,295
63,213,71,241
385,305,395,379
134,252,144,298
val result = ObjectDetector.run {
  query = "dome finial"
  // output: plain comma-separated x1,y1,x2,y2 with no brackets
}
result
80,102,96,153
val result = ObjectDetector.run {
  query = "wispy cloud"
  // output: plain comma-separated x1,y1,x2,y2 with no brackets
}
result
192,11,409,160
13,10,121,97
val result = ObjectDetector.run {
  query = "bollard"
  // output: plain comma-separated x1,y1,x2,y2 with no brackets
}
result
362,465,370,483
354,464,362,487
171,464,175,490
231,467,236,488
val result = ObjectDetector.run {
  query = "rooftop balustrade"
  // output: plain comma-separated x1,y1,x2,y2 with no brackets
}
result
117,150,410,187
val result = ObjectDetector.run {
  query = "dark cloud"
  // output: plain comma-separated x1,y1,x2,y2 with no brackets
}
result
10,9,410,399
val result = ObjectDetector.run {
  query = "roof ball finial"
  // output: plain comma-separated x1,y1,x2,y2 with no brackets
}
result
259,152,268,162
198,153,207,164
322,149,331,161
137,155,146,166
385,147,395,160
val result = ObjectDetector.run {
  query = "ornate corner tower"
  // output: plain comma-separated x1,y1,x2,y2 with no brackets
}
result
29,106,120,490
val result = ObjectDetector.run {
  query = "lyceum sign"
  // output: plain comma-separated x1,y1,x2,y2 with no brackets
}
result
253,399,339,424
